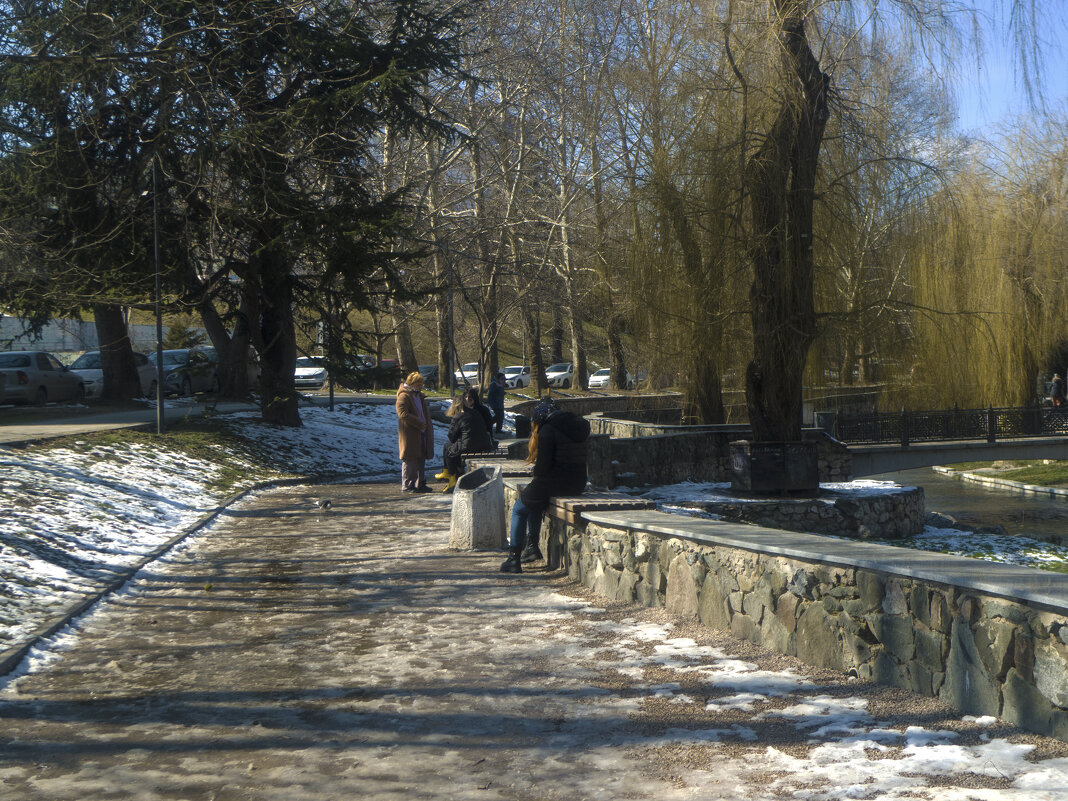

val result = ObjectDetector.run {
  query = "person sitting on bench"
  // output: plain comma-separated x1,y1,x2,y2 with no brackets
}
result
501,398,590,573
438,387,494,492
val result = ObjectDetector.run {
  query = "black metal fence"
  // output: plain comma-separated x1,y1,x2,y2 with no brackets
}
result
831,405,1068,445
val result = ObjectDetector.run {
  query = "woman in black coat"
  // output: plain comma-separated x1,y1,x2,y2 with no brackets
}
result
501,398,590,573
439,387,494,492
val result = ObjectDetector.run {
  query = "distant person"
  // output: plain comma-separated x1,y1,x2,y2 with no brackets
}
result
396,371,433,493
501,398,590,574
487,371,506,433
1052,374,1066,407
437,387,494,493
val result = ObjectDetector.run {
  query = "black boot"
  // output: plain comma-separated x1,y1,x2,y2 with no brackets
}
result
520,539,543,563
500,547,523,574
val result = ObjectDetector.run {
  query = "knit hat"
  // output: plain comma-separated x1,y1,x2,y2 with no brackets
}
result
530,398,558,425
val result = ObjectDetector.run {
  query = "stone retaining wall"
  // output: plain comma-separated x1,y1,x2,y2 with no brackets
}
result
512,393,682,418
695,487,925,540
504,483,1068,741
585,423,853,487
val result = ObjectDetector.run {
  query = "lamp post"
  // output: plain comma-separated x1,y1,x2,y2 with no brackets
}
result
152,157,165,434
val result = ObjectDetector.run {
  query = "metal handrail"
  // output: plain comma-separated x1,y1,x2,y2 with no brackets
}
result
832,404,1068,445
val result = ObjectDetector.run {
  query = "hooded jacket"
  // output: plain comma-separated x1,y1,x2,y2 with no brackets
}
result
521,409,590,509
447,403,494,454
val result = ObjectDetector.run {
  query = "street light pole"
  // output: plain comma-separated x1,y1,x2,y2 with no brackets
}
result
153,157,165,434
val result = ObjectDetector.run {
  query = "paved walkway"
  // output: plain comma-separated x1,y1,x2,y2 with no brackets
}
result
1,483,1066,800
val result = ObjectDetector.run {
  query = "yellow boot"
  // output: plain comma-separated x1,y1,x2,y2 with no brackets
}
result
435,467,453,481
442,473,458,493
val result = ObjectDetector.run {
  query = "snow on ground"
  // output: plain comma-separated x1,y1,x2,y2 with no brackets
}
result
624,480,1068,573
0,402,449,649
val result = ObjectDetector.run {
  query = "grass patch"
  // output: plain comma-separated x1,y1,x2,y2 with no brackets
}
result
997,462,1068,487
942,459,1068,487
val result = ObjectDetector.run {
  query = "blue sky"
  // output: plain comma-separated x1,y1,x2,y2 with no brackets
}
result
954,2,1068,131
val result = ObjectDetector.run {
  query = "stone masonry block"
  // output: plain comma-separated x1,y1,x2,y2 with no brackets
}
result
1035,641,1068,709
699,573,732,631
973,619,1016,681
857,571,884,612
796,604,844,670
941,619,1000,717
1002,668,1053,734
666,554,699,620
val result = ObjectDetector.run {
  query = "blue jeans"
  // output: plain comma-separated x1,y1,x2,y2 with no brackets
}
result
509,497,542,550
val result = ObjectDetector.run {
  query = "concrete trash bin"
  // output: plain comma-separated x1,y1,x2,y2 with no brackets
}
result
514,415,531,439
449,465,506,550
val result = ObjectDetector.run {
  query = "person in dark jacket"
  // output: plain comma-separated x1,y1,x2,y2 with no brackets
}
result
1052,374,1066,407
439,387,494,492
486,371,506,432
501,398,590,574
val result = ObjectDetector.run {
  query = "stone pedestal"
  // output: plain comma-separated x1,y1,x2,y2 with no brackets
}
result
449,466,506,550
730,440,819,495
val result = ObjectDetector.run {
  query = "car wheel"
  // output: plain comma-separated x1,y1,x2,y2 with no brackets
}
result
33,386,47,406
148,380,158,399
73,384,85,404
180,376,192,396
562,379,570,389
211,376,221,394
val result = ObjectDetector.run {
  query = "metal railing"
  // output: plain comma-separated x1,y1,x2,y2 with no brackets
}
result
832,405,1068,445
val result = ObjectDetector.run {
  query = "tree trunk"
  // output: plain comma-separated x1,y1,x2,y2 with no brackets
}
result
199,292,254,399
523,305,547,396
607,314,627,390
744,1,829,442
253,240,300,427
93,303,142,400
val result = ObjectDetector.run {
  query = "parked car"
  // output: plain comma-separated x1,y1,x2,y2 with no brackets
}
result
544,362,575,389
0,371,5,404
588,368,611,389
588,367,633,390
453,362,479,385
418,364,439,391
503,365,530,389
70,350,157,398
294,356,328,390
147,348,218,396
0,350,86,405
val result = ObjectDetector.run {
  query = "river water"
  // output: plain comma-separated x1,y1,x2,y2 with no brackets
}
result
872,467,1068,545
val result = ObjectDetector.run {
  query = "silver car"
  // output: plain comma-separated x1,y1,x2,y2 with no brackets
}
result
70,350,158,398
147,348,219,396
0,350,86,405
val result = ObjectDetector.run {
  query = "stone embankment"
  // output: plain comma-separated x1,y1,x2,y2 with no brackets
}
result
507,480,1068,742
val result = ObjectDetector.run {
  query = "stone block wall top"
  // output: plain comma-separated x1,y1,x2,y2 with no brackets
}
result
576,506,1068,615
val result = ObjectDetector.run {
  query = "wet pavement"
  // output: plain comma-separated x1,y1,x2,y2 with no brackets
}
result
1,482,1066,800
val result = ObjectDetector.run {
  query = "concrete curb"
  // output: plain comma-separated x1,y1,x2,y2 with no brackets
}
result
932,465,1068,499
0,470,371,679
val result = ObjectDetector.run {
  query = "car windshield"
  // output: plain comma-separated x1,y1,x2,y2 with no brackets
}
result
593,369,609,376
148,350,187,366
0,353,32,368
504,366,524,375
463,363,478,371
547,363,570,372
296,357,323,368
71,353,102,369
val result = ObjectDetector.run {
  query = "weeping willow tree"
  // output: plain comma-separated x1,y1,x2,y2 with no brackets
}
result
907,115,1068,408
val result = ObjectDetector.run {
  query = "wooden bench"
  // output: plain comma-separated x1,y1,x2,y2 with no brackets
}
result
548,491,657,525
468,457,532,478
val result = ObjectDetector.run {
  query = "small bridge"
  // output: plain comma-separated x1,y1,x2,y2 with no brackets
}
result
831,404,1068,476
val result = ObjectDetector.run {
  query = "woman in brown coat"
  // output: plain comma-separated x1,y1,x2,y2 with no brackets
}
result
396,371,434,492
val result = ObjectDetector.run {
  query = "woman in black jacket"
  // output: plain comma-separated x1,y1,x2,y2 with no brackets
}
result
501,398,590,573
439,387,494,492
